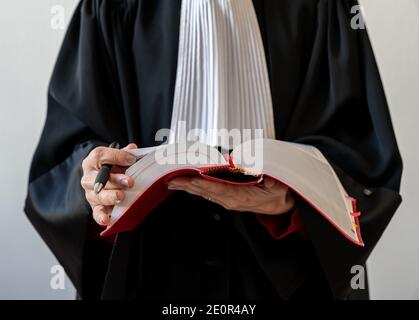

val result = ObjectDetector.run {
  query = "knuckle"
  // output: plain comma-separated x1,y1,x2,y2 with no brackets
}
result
95,191,103,204
112,151,120,164
80,175,89,189
101,192,109,205
92,147,105,161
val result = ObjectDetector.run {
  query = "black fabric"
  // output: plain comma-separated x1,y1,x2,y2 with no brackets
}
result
100,192,330,300
25,0,402,300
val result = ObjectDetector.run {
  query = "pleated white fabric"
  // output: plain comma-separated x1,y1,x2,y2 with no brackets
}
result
169,0,276,148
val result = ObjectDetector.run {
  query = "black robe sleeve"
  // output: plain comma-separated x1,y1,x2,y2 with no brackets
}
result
24,0,138,298
266,0,403,298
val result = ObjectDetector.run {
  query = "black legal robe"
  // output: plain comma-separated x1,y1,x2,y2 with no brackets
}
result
25,0,402,300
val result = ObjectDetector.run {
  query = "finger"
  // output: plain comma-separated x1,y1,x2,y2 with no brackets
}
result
88,147,137,169
170,178,259,211
167,177,194,186
168,177,228,196
262,177,288,194
86,189,125,206
81,171,134,190
284,190,295,208
181,185,229,208
167,179,226,200
92,205,110,226
190,178,230,195
167,180,208,198
251,186,295,215
110,143,138,173
123,143,138,150
263,177,283,190
108,173,134,188
261,195,295,215
168,181,236,210
263,177,277,189
167,180,205,196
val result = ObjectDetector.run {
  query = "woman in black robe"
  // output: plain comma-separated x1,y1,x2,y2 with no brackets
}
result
25,0,402,300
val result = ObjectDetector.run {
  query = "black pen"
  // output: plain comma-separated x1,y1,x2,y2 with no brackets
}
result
94,141,120,194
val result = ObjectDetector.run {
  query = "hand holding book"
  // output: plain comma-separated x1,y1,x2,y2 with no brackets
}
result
80,143,138,226
167,176,295,216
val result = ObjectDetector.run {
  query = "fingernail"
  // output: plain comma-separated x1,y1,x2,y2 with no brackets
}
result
100,216,105,225
121,178,130,187
115,193,121,204
126,155,137,165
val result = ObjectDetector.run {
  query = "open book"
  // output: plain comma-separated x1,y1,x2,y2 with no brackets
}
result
101,139,364,246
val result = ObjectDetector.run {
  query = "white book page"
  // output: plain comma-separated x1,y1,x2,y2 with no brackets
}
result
231,139,360,244
286,142,354,215
109,143,227,225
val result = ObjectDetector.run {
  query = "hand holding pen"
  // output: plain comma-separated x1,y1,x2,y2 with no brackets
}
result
94,141,120,194
80,142,138,226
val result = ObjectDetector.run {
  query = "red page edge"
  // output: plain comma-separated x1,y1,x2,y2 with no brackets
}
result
101,166,365,247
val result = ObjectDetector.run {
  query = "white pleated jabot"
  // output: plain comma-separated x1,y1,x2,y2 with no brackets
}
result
169,0,276,149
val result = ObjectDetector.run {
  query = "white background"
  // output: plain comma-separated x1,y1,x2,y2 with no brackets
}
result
0,0,417,299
